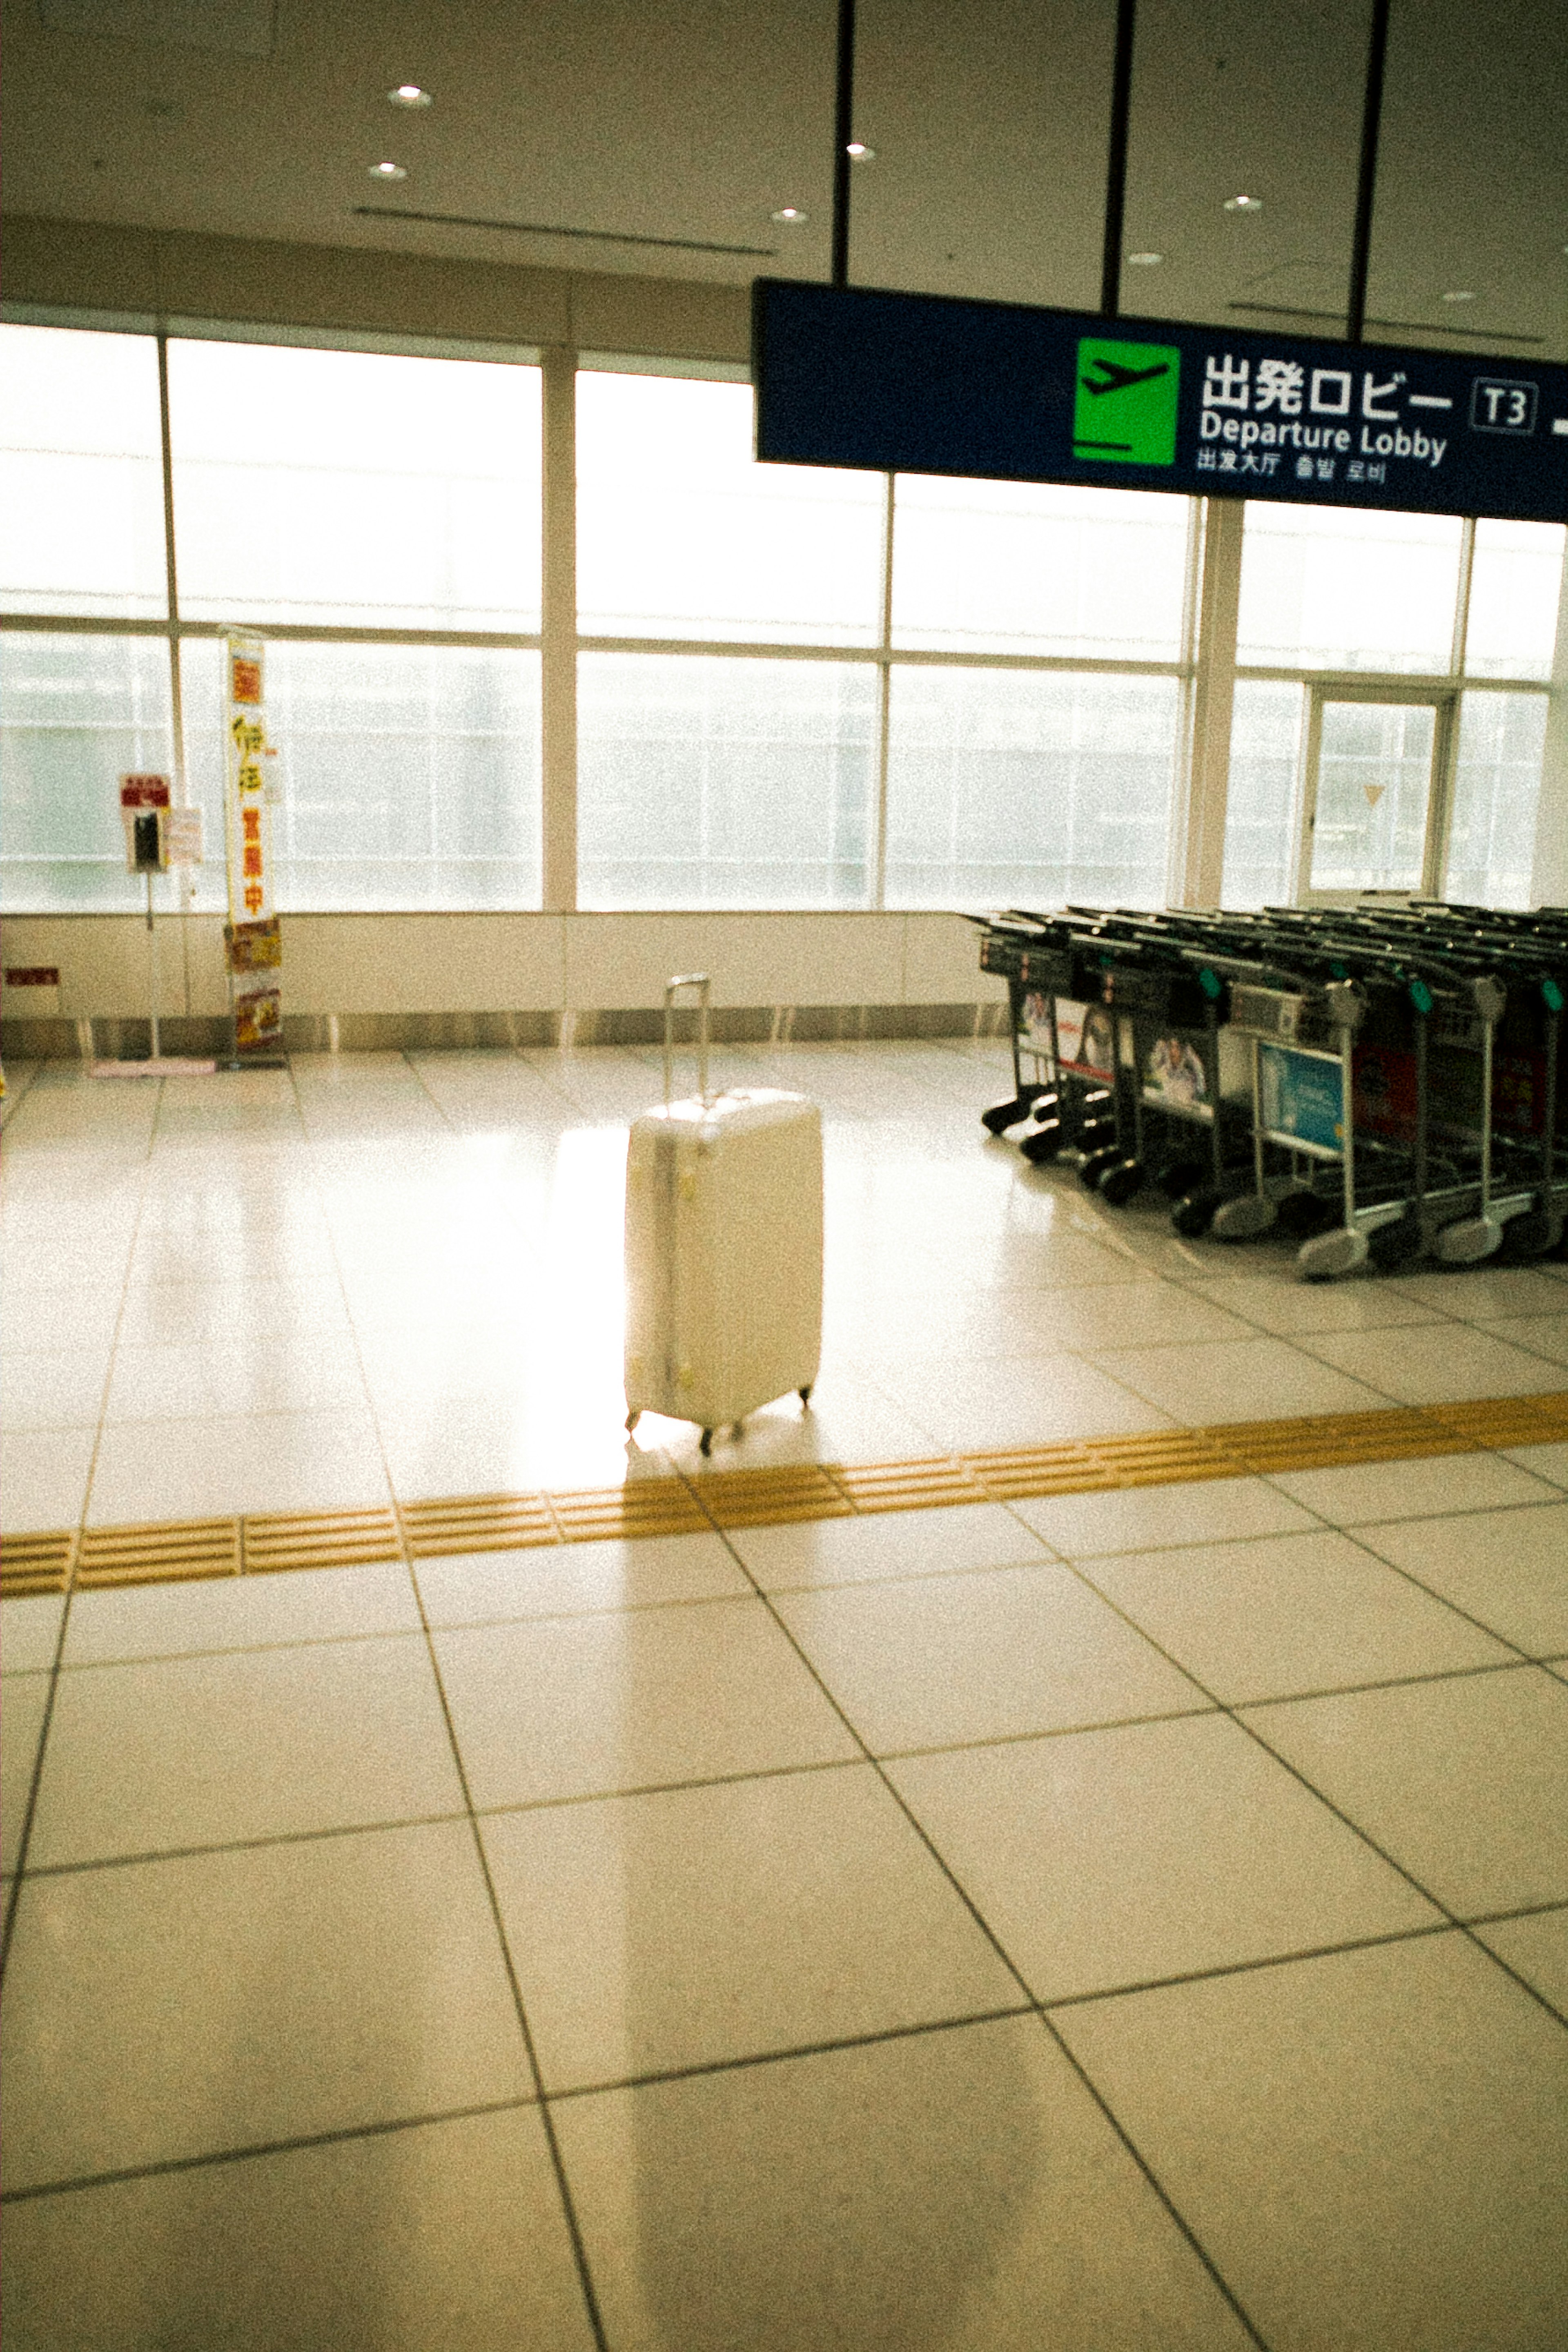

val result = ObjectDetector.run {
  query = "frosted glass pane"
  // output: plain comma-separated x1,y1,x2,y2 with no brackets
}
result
168,341,541,629
0,634,174,909
1464,521,1565,682
884,669,1179,912
1444,692,1549,910
1310,703,1434,894
180,639,541,910
1238,503,1462,672
578,655,874,908
0,324,167,618
891,476,1189,659
576,374,883,646
1223,681,1304,907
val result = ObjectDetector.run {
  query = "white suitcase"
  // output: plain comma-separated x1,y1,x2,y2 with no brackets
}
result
624,974,822,1454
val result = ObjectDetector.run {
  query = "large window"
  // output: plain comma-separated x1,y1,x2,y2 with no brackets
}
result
0,635,174,910
579,655,873,909
884,669,1180,911
2,319,1561,922
168,340,541,631
0,326,167,620
1224,506,1562,909
890,476,1189,662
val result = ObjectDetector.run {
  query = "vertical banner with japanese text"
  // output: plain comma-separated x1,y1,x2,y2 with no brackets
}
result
223,634,284,1056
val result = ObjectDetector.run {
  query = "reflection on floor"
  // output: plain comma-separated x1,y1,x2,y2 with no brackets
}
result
3,1044,1566,2348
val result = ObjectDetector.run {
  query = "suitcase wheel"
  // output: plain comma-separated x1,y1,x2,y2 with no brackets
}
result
799,1385,813,1408
700,1428,714,1455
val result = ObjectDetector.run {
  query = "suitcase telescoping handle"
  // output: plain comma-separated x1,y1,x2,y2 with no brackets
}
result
664,973,712,1108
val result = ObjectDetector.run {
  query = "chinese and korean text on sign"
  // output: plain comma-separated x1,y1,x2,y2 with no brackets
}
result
754,280,1568,522
224,635,283,1056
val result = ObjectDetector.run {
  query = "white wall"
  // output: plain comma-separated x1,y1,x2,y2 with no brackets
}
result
0,910,1007,1030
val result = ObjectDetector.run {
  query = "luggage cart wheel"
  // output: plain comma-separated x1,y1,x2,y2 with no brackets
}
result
1496,1211,1552,1262
1434,1215,1503,1266
1155,1155,1207,1199
798,1384,813,1408
1209,1193,1278,1242
1020,1121,1063,1164
699,1427,714,1455
1367,1211,1423,1269
982,1085,1053,1135
1171,1185,1225,1237
1296,1226,1370,1281
1097,1158,1146,1206
731,1421,745,1439
1079,1146,1124,1192
1274,1191,1336,1239
625,1409,641,1433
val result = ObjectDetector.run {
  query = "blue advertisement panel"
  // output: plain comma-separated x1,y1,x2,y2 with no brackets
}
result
1259,1043,1346,1154
753,279,1568,523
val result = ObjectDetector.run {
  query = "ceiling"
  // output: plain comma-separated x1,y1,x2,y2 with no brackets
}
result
4,0,1566,359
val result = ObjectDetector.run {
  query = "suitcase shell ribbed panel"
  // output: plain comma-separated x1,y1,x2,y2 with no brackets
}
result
624,1089,823,1428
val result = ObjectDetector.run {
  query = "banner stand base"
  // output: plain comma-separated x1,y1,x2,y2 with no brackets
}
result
92,1057,218,1080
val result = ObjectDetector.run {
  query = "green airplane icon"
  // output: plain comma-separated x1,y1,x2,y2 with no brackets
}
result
1080,357,1172,395
1072,337,1181,463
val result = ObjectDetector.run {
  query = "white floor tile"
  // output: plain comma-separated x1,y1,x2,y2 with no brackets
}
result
103,1333,369,1421
0,1427,96,1534
871,1355,1175,1451
727,1501,1051,1592
554,2014,1256,2351
114,1277,352,1346
482,1765,1022,2090
414,1532,750,1626
1183,1273,1447,1336
1270,1449,1562,1526
1088,1334,1396,1425
1502,1440,1568,1488
1388,1268,1568,1323
0,1822,531,2192
29,1633,464,1866
85,1407,391,1523
1,1594,66,1675
1470,1906,1568,2015
1297,1322,1568,1404
1083,1529,1513,1705
0,2107,597,2352
0,1348,111,1431
433,1598,859,1808
1011,1474,1316,1558
1054,1935,1568,2352
1352,1503,1568,1656
61,1559,423,1665
773,1561,1206,1753
2,1673,49,1873
888,1712,1439,2000
1479,1313,1568,1367
1243,1666,1568,1915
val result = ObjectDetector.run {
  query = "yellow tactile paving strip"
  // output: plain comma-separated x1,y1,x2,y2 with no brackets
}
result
4,1389,1566,1601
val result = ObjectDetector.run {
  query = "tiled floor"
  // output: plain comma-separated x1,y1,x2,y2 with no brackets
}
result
3,1042,1567,2348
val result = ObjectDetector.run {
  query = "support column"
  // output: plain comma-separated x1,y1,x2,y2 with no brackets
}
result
1531,531,1568,910
1177,495,1245,907
540,344,578,914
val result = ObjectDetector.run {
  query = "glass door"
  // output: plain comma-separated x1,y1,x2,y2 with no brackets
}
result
1299,690,1455,903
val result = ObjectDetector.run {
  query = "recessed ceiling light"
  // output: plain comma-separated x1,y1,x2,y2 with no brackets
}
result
1440,288,1477,303
845,141,875,159
369,161,408,180
1127,251,1163,265
388,85,432,108
771,206,808,223
1223,194,1262,212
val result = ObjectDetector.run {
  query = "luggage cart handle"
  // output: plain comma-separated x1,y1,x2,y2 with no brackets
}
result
664,973,711,1108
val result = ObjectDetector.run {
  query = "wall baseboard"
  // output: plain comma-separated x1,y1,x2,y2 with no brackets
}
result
2,1003,1010,1061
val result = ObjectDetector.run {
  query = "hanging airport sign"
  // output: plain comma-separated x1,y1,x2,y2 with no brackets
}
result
752,280,1568,524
